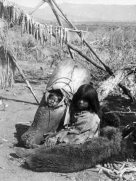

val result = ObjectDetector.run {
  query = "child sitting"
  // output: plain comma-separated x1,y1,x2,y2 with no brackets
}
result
44,84,100,145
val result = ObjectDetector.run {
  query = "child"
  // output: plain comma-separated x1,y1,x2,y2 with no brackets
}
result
45,84,100,145
46,90,63,108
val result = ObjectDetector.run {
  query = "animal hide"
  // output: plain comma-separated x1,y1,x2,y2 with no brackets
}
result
17,127,135,173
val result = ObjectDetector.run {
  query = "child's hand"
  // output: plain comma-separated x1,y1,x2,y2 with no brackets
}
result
68,129,79,134
77,111,92,120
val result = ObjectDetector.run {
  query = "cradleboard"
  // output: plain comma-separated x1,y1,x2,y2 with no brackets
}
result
21,59,91,148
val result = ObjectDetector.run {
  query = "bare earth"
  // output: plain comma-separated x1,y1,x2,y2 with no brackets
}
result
0,82,109,181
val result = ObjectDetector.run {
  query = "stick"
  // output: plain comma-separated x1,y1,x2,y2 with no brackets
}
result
84,40,114,76
118,83,134,101
51,0,75,29
105,111,136,114
48,0,62,26
8,51,39,104
68,29,88,33
67,43,106,72
29,0,45,15
67,46,74,59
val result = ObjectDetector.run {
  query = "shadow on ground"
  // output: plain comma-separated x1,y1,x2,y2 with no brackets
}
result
14,124,30,147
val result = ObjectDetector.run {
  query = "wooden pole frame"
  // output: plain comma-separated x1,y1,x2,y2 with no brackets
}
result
28,0,135,101
51,0,113,72
49,1,134,100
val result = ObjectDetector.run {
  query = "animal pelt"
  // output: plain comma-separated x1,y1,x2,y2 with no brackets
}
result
16,126,135,173
100,106,120,128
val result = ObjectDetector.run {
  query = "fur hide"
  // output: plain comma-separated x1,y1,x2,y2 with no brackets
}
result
16,126,135,173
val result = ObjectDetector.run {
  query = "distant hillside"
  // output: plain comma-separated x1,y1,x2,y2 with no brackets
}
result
22,3,136,23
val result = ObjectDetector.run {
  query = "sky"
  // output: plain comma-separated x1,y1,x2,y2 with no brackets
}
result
10,0,136,7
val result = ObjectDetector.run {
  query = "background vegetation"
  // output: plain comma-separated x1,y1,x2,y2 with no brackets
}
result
5,22,136,86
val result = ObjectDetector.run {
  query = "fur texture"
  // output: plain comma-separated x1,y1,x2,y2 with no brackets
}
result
16,126,135,173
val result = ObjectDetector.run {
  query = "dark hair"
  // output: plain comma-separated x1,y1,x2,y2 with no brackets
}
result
71,84,100,114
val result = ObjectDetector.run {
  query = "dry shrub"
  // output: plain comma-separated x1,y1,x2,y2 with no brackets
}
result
89,26,136,73
1,22,136,89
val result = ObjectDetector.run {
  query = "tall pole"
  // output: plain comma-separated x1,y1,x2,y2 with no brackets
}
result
51,0,75,29
30,0,45,15
67,43,105,71
47,0,62,26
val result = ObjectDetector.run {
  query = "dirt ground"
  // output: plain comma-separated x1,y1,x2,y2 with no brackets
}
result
0,58,136,181
0,81,111,181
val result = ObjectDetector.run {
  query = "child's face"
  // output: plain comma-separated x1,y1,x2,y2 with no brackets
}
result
47,94,59,107
77,99,89,110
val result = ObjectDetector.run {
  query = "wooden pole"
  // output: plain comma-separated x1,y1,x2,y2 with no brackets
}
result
51,0,112,73
67,43,106,72
29,0,45,15
51,0,75,29
67,46,74,59
68,42,134,100
51,2,134,100
118,83,134,101
84,40,114,76
8,52,39,104
51,31,73,59
48,0,62,26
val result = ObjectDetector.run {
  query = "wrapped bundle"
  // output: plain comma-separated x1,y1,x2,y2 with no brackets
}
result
59,26,63,47
21,15,25,35
15,7,21,24
18,11,24,26
41,25,47,45
41,24,47,45
32,22,36,37
49,25,53,45
3,6,8,20
0,1,4,18
38,24,45,44
26,14,30,34
9,6,14,22
34,22,39,41
63,28,68,44
37,24,40,41
31,20,35,36
54,26,58,45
